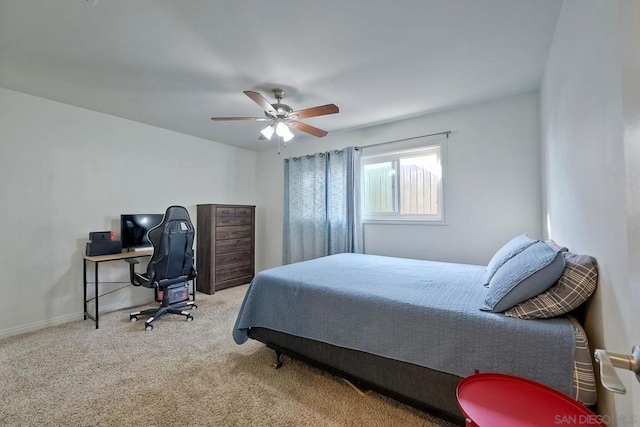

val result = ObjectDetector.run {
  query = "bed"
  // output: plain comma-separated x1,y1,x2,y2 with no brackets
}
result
233,252,596,425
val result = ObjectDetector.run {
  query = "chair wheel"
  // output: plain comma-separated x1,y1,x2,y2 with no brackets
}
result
186,314,194,322
145,324,153,331
129,315,138,322
192,304,198,310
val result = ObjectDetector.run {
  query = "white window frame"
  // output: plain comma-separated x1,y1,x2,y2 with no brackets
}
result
361,135,447,225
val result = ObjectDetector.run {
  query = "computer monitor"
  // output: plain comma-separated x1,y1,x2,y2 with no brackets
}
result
120,213,164,251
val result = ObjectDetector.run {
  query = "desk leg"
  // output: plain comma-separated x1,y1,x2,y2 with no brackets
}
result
83,259,87,320
94,262,99,329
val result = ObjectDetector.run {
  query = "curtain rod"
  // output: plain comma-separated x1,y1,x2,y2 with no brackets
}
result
355,130,451,151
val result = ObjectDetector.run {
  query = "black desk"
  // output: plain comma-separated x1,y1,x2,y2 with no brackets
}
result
82,249,153,329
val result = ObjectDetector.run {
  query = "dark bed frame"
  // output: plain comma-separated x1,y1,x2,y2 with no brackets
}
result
249,327,467,426
248,303,590,426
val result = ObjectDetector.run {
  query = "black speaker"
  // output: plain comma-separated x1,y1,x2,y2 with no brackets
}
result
86,240,122,256
89,231,112,242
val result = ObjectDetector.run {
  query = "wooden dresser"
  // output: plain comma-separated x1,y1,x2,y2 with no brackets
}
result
196,204,255,294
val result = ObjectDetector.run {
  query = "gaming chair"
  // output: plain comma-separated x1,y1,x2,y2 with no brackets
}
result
127,205,197,330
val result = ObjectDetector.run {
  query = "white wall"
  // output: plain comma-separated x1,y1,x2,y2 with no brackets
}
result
540,0,639,422
256,93,542,271
0,88,258,339
621,1,640,420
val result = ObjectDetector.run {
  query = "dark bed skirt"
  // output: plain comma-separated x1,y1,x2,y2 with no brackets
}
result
248,327,466,426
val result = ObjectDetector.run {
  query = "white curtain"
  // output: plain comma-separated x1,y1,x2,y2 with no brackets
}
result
283,147,362,264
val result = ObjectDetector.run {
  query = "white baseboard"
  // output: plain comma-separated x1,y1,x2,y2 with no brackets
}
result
0,313,82,340
0,295,154,340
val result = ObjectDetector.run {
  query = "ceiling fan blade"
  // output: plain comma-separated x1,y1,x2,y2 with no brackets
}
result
290,121,328,138
244,91,276,115
292,104,339,119
211,116,269,121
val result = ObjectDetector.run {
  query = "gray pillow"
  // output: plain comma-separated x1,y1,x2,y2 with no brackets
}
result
484,233,538,286
481,241,566,313
545,239,568,253
505,252,597,319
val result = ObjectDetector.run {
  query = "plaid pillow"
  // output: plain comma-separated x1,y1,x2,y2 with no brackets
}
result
569,316,597,406
505,252,597,319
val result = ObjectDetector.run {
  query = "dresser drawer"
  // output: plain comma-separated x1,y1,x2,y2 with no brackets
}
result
215,265,253,283
215,237,252,254
215,251,252,267
236,207,252,216
235,215,252,225
216,225,252,240
216,207,235,216
215,216,236,226
218,217,251,226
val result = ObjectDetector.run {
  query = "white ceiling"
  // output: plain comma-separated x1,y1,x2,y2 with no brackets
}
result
0,0,563,151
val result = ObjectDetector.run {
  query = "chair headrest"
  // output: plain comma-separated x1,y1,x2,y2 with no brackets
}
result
161,205,192,223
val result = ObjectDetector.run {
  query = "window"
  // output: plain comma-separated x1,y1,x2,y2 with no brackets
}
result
361,138,445,223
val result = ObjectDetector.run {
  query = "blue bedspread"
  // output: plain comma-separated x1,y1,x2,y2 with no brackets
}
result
233,253,576,396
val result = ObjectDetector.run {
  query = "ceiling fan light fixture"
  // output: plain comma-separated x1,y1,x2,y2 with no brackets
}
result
282,127,294,142
275,121,294,142
260,125,275,140
275,121,288,136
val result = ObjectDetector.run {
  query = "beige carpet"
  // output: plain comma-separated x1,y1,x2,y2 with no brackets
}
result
0,285,456,427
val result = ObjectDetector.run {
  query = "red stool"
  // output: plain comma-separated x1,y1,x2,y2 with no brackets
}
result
456,373,606,427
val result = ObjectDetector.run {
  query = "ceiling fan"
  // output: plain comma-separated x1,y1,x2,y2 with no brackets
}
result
211,89,339,143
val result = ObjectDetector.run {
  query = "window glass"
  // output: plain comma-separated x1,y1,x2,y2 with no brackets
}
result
361,139,445,223
363,161,397,213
